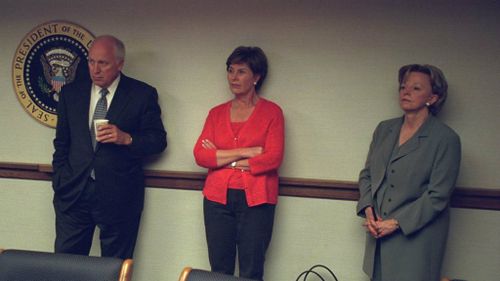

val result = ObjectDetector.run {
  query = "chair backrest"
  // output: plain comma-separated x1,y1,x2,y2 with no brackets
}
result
178,267,258,281
0,249,133,281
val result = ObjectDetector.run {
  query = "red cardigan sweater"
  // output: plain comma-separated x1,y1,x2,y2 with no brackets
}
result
193,98,285,206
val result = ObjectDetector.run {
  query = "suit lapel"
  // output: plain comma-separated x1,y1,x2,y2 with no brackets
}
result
372,118,401,194
72,81,93,149
380,118,401,168
106,74,132,123
391,115,433,163
93,75,132,151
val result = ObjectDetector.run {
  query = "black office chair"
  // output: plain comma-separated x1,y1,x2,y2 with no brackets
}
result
178,267,258,281
0,248,133,281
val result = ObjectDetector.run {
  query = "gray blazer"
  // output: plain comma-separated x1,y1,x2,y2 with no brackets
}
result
356,115,461,281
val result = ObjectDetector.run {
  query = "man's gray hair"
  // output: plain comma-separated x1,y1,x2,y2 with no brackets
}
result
92,35,126,61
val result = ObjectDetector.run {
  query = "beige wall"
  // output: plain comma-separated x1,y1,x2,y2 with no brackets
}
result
1,0,499,187
1,1,499,280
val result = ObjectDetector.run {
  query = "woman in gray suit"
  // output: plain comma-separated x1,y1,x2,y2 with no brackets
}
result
357,64,461,281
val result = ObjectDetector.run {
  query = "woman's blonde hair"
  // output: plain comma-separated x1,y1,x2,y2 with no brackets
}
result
398,64,448,115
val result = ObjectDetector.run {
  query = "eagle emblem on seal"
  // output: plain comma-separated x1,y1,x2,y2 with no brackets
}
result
40,47,81,102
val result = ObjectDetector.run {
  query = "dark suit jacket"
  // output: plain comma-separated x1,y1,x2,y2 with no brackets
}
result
356,115,461,281
52,74,167,223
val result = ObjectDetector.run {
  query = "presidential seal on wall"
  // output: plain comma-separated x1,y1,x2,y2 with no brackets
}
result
12,21,95,128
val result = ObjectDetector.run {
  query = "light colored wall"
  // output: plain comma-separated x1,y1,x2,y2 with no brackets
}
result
1,179,499,280
1,0,499,280
1,0,499,187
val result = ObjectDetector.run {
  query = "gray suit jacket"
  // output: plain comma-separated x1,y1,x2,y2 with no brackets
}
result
356,115,461,281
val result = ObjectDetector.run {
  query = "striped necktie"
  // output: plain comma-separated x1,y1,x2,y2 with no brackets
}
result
90,88,109,150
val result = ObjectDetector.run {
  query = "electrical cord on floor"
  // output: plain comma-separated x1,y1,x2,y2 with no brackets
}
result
295,264,339,281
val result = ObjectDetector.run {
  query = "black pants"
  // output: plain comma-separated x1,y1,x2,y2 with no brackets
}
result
54,178,141,259
204,189,276,281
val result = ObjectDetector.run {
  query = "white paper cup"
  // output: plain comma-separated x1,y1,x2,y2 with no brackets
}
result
93,119,109,139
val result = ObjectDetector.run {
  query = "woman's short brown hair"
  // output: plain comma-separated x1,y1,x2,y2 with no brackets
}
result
226,46,268,92
398,64,448,115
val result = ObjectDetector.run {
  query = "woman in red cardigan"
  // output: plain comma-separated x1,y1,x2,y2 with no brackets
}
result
193,46,284,281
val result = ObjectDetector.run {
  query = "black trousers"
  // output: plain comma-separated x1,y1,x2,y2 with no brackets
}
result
54,178,141,259
204,189,276,281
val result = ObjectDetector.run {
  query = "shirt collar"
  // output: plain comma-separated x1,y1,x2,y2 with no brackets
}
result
92,74,121,96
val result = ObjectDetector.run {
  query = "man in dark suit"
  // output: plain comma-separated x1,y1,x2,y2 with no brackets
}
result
52,35,167,259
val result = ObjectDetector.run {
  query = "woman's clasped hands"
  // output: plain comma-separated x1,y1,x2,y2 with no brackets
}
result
363,206,400,239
